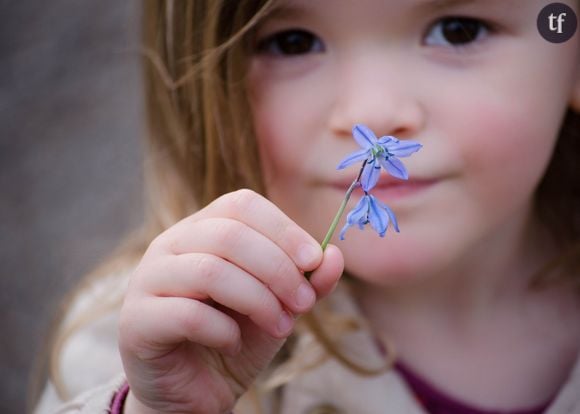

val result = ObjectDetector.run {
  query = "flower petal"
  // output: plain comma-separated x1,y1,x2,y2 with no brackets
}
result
367,195,389,237
377,135,394,145
352,124,377,149
348,196,370,223
379,156,408,180
339,195,369,240
360,160,381,192
384,138,423,157
378,199,399,232
337,148,371,170
339,224,350,240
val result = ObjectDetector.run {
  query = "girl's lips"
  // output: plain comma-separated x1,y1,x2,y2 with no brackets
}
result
365,179,436,199
330,178,437,200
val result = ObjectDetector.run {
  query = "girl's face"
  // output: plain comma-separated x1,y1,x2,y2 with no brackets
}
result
247,0,580,285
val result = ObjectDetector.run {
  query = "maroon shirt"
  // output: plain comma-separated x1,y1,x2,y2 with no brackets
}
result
394,361,554,414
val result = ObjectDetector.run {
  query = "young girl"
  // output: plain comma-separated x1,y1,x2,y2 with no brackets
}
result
33,0,580,413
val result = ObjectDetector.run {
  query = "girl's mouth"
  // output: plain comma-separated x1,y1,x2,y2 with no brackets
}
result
365,179,436,199
330,177,437,200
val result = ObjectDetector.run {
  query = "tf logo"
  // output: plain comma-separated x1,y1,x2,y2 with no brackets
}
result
537,2,578,43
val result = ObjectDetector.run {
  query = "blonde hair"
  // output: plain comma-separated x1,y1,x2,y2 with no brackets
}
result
33,0,387,407
35,0,580,408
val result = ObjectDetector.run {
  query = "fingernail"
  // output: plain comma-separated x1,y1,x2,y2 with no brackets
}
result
295,283,315,309
297,243,320,268
277,311,294,335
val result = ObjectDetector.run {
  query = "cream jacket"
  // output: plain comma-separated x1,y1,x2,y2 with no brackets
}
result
34,277,580,414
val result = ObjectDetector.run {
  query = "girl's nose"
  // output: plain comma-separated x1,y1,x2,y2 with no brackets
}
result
329,56,425,140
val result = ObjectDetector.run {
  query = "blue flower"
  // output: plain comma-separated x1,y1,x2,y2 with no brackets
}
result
337,124,422,191
339,194,399,240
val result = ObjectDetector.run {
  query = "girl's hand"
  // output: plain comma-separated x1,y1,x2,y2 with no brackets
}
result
119,189,344,414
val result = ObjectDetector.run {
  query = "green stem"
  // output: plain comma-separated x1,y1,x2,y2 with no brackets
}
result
320,179,360,251
320,159,368,250
305,160,367,279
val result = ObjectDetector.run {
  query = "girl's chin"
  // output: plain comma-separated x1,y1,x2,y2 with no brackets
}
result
344,266,428,288
340,244,432,286
337,234,433,287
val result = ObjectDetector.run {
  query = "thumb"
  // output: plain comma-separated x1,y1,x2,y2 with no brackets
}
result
308,244,344,298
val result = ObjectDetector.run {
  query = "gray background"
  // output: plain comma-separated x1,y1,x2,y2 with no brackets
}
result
1,1,144,412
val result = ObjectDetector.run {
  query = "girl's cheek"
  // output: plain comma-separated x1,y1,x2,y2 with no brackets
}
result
250,80,327,173
455,97,559,211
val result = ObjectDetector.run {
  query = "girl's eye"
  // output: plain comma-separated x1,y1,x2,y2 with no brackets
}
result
256,29,325,56
424,17,490,48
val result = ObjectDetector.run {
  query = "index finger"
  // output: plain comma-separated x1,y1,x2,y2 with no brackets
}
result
184,189,322,271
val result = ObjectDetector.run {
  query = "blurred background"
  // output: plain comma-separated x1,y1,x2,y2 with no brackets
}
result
0,1,144,412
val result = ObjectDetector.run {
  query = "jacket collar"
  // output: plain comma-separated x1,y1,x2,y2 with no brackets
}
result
278,284,580,414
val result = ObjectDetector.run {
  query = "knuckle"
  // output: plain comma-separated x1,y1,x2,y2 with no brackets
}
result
130,255,171,293
194,254,222,284
232,188,259,203
229,188,261,212
179,300,205,333
128,259,160,294
147,231,172,255
271,218,292,243
208,218,245,249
